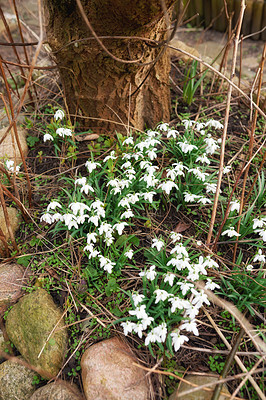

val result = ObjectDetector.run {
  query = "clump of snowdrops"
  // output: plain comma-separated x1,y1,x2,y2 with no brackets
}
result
41,111,266,354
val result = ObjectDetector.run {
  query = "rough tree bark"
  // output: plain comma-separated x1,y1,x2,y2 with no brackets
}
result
44,0,175,133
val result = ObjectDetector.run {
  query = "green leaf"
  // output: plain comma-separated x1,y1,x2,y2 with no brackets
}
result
16,255,31,267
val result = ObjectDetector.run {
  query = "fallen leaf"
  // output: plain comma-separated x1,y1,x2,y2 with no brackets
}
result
173,221,191,233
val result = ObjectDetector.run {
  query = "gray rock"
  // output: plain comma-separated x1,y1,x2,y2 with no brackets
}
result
0,329,6,361
169,374,230,400
0,262,27,314
30,381,84,400
81,337,148,400
0,126,28,165
0,207,22,250
0,358,37,400
5,288,68,378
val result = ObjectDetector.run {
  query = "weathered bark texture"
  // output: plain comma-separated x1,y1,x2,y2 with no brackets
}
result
44,0,175,133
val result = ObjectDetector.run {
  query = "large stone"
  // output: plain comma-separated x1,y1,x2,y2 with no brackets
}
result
0,329,6,361
5,288,68,378
81,337,148,400
0,263,27,314
0,207,21,248
0,358,37,400
0,126,28,165
30,381,84,400
169,374,230,400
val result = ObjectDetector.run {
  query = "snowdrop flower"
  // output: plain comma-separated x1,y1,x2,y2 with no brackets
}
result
103,150,116,162
54,109,65,120
113,222,128,235
69,202,90,215
170,232,182,243
204,136,219,154
178,140,197,153
98,255,115,273
205,119,223,129
167,129,179,138
40,213,54,224
154,323,167,343
196,154,210,164
204,256,219,269
43,133,54,142
147,149,157,160
86,232,97,244
184,192,200,203
146,129,157,137
168,297,188,313
158,181,178,195
98,222,112,235
84,244,100,259
205,278,220,291
197,196,212,205
129,304,148,320
182,119,195,129
56,127,72,137
121,209,134,219
133,323,144,338
125,249,134,259
51,213,63,222
176,281,194,296
121,321,136,336
205,183,218,194
163,272,175,286
221,226,240,237
170,243,188,257
141,315,154,330
180,319,199,336
253,249,265,263
151,238,164,251
230,200,240,213
184,304,200,320
171,330,189,351
143,192,156,203
62,213,78,229
121,161,132,169
139,265,157,281
166,168,178,180
195,122,206,131
145,328,161,345
253,217,266,229
191,288,210,307
189,167,208,182
123,137,134,146
85,160,100,173
47,201,62,212
132,292,145,307
256,229,266,241
88,215,99,226
223,165,231,174
154,289,170,303
157,122,169,132
246,264,253,271
5,160,20,173
173,162,187,176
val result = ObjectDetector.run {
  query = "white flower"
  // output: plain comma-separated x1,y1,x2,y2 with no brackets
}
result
180,319,199,336
143,192,156,203
205,183,218,194
230,200,240,213
40,213,54,224
62,213,78,229
151,238,164,251
54,109,65,120
147,149,157,160
56,127,72,137
176,282,194,296
191,288,210,307
121,321,136,336
182,119,195,129
246,264,253,271
113,222,128,235
204,136,219,154
197,196,212,205
139,265,157,281
170,243,188,257
166,168,178,180
256,229,266,241
154,289,169,303
85,160,100,173
133,323,144,338
171,330,189,351
154,322,167,343
47,201,62,212
121,161,132,169
145,328,161,345
189,167,208,182
223,165,231,174
123,137,134,146
221,226,240,237
69,202,90,215
125,249,134,259
253,249,265,263
170,232,182,243
167,129,178,138
168,297,188,313
184,192,200,203
141,315,154,330
195,122,206,131
86,232,97,244
52,213,63,222
178,140,197,153
98,222,113,235
173,162,187,176
132,293,145,307
205,278,220,290
5,160,20,173
196,154,210,164
129,304,148,320
88,215,99,226
43,133,54,142
103,150,116,162
157,122,169,132
158,181,178,195
163,272,175,286
205,119,223,129
121,209,134,219
253,217,266,229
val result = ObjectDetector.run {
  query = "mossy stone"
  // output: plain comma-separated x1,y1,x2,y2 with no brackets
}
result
5,288,68,378
30,381,83,400
0,359,37,400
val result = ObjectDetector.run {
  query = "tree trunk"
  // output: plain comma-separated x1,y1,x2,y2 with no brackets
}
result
44,0,175,134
